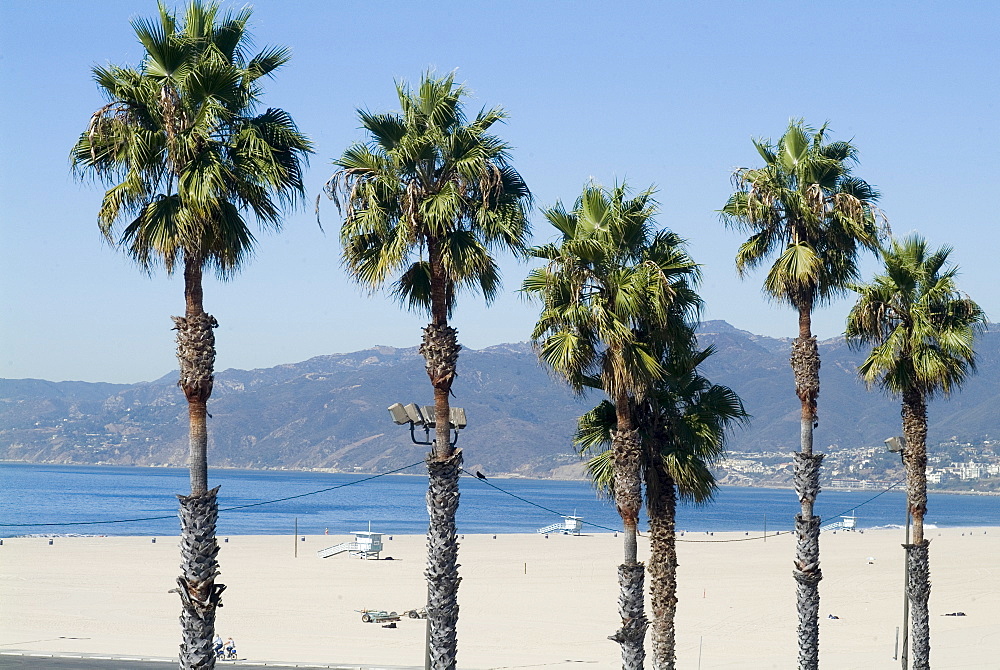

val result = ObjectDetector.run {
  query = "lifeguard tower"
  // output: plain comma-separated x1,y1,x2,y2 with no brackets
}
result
536,516,584,536
316,530,384,559
821,511,858,533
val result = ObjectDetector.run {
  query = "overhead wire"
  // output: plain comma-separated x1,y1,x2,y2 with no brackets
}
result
5,461,907,542
460,468,908,543
0,460,425,528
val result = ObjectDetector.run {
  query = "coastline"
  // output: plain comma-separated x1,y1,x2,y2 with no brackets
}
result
4,459,998,495
2,528,997,668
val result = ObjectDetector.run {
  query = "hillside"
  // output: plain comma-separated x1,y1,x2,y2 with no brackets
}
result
2,322,998,477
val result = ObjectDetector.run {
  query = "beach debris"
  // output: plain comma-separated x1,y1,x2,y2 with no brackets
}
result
943,612,966,617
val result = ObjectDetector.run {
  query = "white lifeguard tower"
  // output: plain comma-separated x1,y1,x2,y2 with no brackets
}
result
316,530,384,559
821,511,859,533
536,516,584,536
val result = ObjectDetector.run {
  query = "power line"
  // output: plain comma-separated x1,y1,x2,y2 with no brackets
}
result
460,469,908,544
0,461,425,528
460,468,624,533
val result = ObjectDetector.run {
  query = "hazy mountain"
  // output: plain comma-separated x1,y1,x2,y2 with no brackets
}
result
2,322,997,477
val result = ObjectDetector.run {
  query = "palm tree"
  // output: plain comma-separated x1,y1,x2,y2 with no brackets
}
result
846,234,984,669
721,119,883,670
523,183,701,669
323,71,531,669
576,345,748,670
71,3,312,667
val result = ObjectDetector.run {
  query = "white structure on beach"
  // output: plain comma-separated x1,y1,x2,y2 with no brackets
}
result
317,530,384,559
537,516,583,535
821,513,858,533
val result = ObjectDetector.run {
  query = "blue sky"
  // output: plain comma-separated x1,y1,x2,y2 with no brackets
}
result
1,1,997,383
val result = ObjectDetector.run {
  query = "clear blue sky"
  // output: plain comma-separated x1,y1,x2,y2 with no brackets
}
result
1,1,997,383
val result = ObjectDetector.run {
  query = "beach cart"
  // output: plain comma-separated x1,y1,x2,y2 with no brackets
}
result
358,609,400,623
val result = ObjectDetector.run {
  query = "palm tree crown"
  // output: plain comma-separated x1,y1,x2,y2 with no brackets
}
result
721,119,883,312
524,183,702,401
324,71,532,320
846,234,985,397
71,0,313,276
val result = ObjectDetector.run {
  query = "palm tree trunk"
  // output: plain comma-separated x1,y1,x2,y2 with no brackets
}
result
608,401,647,670
171,259,222,670
424,449,461,670
419,253,463,670
902,389,931,669
790,306,822,670
646,460,678,670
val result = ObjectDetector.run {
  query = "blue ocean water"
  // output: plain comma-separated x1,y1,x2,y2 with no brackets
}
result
2,463,999,537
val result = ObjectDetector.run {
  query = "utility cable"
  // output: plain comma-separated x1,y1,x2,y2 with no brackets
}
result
0,461,425,528
460,468,908,544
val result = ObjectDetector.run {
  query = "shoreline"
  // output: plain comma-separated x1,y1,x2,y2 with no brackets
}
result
4,460,998,495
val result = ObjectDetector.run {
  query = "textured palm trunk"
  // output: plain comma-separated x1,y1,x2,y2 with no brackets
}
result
419,251,463,670
608,402,647,670
790,306,822,670
646,460,678,670
171,260,222,670
902,389,931,669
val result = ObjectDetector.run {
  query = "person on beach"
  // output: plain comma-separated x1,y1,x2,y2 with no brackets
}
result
213,634,223,657
224,637,237,658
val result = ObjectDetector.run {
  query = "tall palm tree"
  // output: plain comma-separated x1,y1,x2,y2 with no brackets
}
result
523,183,701,670
71,3,311,667
846,234,984,670
577,345,748,670
721,119,883,670
323,71,531,669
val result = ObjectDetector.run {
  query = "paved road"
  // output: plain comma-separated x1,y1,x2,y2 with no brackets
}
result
0,653,420,670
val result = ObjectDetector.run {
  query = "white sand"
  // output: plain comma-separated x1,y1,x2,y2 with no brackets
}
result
1,528,997,668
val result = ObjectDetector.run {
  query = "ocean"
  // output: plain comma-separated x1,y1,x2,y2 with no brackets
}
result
2,463,999,537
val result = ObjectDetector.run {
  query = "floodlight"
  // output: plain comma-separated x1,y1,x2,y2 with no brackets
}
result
403,403,424,425
450,407,467,429
389,401,467,447
885,436,906,453
421,405,437,427
387,403,410,425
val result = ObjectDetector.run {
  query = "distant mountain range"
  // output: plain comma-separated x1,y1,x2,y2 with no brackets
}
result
2,321,997,477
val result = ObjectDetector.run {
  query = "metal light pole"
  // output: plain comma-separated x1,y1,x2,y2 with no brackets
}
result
886,436,909,670
388,403,467,670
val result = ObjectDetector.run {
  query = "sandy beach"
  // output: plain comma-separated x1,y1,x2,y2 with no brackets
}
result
1,528,997,668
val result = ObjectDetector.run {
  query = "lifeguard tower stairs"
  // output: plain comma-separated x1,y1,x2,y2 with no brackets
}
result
537,516,584,536
317,530,383,559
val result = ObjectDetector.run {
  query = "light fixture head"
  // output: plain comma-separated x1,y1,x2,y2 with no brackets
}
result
387,403,410,425
884,436,906,453
403,403,424,426
450,407,467,429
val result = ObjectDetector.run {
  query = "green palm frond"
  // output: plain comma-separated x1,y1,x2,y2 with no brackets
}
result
324,71,531,319
722,119,885,312
524,182,701,402
572,342,749,503
847,234,986,399
72,0,312,277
